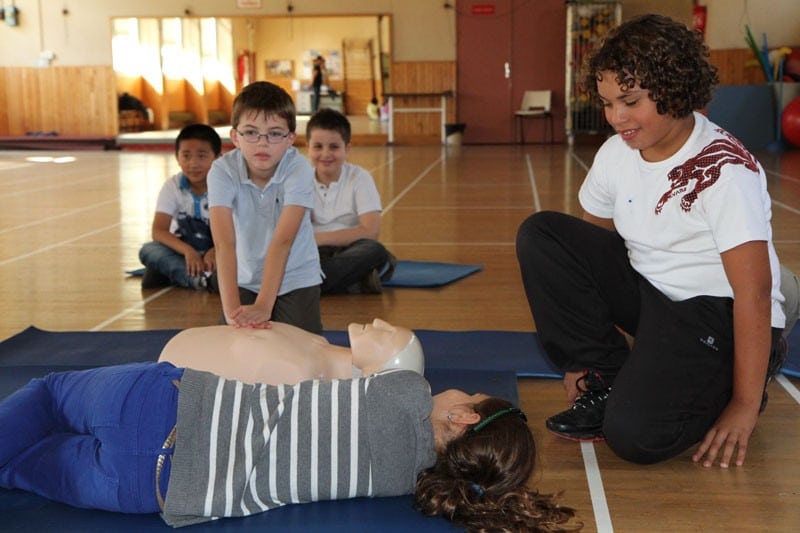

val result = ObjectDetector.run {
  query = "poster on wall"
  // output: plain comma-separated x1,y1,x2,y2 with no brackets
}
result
265,59,294,78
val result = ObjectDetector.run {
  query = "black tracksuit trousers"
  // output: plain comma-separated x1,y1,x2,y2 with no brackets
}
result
516,211,780,464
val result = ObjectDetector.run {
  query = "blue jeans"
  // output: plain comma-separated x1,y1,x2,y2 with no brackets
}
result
318,239,393,294
0,362,182,513
139,241,199,288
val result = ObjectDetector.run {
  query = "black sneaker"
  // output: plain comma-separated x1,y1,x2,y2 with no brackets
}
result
760,336,788,413
546,372,610,442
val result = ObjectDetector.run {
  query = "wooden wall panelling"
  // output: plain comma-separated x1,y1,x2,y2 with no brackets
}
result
204,80,234,125
389,61,456,143
343,38,377,116
0,67,117,137
0,70,8,135
142,78,167,130
709,48,773,86
186,82,209,126
344,79,374,117
20,69,43,134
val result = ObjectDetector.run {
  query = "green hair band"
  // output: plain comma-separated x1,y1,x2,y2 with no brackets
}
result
471,407,527,433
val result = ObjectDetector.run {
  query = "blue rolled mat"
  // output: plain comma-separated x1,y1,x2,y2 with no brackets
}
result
127,260,483,288
382,260,482,287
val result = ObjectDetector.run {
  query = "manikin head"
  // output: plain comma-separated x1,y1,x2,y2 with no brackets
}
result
348,318,424,376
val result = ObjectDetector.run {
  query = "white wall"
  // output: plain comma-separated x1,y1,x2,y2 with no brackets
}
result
704,0,800,49
0,0,797,68
0,0,453,67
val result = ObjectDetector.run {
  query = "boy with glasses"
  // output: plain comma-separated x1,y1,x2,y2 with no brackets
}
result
209,81,322,333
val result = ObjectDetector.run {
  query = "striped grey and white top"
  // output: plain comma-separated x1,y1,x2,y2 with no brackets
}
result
162,369,435,527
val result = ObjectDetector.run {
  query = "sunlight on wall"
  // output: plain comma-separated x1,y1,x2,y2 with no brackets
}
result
111,16,234,94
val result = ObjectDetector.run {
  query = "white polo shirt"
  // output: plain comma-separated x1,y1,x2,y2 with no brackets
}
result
311,162,382,233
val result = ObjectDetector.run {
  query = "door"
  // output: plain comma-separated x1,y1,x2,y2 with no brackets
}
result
457,0,513,144
457,0,567,144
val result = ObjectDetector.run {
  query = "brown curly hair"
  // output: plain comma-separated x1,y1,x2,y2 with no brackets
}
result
581,14,719,118
414,397,581,532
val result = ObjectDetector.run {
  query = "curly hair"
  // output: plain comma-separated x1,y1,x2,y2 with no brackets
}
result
414,397,581,532
231,81,296,132
581,14,719,118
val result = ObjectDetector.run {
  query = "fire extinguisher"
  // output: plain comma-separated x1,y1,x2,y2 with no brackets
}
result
692,3,707,34
237,51,251,85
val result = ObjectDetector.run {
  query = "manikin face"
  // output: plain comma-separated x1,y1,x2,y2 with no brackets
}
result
596,70,694,162
348,318,410,368
231,110,296,183
307,128,349,183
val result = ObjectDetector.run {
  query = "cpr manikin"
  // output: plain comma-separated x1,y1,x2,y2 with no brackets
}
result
158,318,424,385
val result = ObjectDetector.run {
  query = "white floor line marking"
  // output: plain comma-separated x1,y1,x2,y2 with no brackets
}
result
90,287,174,331
0,199,118,235
776,374,800,405
580,442,614,533
0,223,119,267
0,171,116,200
525,153,542,212
367,154,401,174
382,155,445,214
764,168,800,185
569,149,592,172
772,200,800,216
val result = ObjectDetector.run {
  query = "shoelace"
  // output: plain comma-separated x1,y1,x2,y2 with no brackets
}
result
571,372,610,410
571,388,609,410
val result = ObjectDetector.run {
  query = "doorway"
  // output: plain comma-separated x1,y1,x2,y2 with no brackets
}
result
456,0,566,144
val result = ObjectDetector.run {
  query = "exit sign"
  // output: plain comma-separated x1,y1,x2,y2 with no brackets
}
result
472,4,496,15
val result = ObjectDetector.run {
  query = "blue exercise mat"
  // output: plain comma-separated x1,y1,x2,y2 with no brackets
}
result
382,260,482,287
784,323,800,378
0,326,520,532
127,260,483,288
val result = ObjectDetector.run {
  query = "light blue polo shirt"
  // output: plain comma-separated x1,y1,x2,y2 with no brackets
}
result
208,147,321,294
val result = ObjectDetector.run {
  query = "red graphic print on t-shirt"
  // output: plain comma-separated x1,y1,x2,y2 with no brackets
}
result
655,130,758,214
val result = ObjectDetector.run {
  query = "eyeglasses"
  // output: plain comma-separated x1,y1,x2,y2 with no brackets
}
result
235,129,291,144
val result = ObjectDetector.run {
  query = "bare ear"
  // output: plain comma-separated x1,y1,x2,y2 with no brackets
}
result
449,410,481,426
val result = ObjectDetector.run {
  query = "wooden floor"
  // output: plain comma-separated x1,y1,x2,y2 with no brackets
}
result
1,140,799,532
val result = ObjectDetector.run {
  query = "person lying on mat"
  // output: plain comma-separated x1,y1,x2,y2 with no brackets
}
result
0,318,579,532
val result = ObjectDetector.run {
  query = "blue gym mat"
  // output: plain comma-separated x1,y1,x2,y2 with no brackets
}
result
2,324,798,530
126,260,483,288
0,326,522,532
382,260,483,287
785,323,800,377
